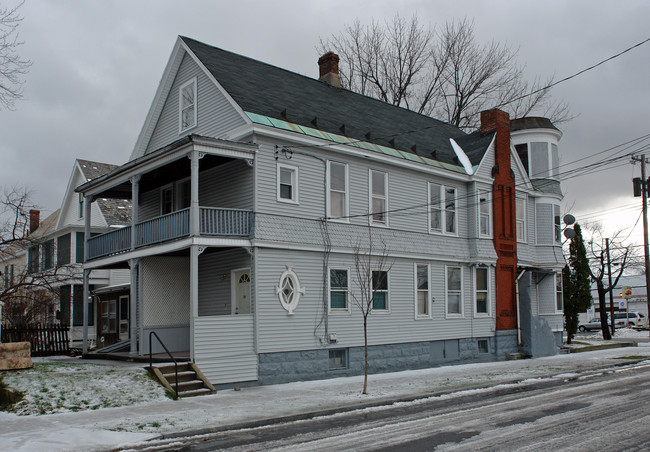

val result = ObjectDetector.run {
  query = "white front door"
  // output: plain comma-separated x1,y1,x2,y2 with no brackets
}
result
233,269,251,315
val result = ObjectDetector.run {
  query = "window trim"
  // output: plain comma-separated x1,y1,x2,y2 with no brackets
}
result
516,196,527,243
555,272,564,313
371,270,390,313
474,266,491,317
178,77,197,133
277,163,299,204
414,263,431,319
428,182,458,236
369,169,388,227
329,348,348,370
327,161,349,222
176,177,191,210
160,184,174,215
328,267,351,314
445,265,463,318
478,189,491,238
554,204,561,244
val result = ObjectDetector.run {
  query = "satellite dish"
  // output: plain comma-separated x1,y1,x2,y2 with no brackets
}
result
564,228,576,239
563,214,575,225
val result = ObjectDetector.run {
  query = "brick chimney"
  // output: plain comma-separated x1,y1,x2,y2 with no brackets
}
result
318,51,341,88
481,108,518,331
29,209,40,234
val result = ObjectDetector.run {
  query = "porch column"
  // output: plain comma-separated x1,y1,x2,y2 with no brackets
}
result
129,258,139,356
189,245,203,362
130,175,140,250
82,195,93,355
189,151,203,237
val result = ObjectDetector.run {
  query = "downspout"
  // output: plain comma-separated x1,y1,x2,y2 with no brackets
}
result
515,268,527,346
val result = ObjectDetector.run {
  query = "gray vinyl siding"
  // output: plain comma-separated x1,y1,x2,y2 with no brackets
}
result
536,202,553,245
254,248,495,354
473,141,495,180
537,272,558,315
198,248,252,316
146,52,247,154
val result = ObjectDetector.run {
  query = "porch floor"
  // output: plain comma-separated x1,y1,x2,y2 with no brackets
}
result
83,350,191,363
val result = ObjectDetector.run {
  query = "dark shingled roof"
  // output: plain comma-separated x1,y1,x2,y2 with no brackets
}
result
510,117,558,132
77,159,132,226
181,37,476,167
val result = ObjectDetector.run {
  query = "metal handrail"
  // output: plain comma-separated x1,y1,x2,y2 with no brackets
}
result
149,331,179,398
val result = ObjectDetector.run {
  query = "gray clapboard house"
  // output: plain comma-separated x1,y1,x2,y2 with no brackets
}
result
76,37,565,385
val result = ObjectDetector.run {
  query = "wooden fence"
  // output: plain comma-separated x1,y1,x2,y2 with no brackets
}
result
1,323,70,356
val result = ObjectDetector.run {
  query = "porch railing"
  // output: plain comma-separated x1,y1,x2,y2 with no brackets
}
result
200,207,252,236
87,226,132,259
86,207,253,260
136,208,190,247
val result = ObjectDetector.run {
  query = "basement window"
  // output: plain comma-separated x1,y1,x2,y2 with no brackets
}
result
329,349,348,370
478,339,489,354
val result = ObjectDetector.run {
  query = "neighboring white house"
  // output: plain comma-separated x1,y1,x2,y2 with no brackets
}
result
76,37,566,386
1,160,131,348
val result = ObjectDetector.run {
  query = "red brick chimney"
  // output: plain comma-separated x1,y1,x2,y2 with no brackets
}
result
318,51,341,88
29,209,40,234
481,109,517,331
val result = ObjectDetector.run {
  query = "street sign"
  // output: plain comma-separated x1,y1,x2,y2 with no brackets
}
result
624,286,632,298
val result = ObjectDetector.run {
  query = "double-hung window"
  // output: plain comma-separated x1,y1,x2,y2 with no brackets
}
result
372,270,389,311
478,189,491,237
42,239,54,271
328,161,348,220
416,264,430,318
277,164,298,203
329,268,349,311
475,266,489,315
429,183,457,234
446,265,462,316
554,205,561,243
516,197,526,242
555,273,564,312
161,185,174,215
179,78,197,132
370,170,387,226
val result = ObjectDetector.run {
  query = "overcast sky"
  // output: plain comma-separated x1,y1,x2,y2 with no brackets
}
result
2,0,649,248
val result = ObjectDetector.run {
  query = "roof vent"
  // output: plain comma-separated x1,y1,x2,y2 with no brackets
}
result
318,52,341,88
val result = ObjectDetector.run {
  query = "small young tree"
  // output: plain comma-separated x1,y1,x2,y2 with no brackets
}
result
350,230,392,395
563,224,592,343
585,227,632,340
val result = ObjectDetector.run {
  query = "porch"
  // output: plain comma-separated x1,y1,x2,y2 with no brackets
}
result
86,207,253,260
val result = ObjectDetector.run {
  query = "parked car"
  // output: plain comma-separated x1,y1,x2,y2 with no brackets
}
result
613,312,647,328
578,318,609,332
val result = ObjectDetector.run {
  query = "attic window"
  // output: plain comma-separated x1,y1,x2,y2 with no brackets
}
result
179,78,197,132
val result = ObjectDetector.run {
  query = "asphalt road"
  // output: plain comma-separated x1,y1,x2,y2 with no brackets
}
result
133,361,650,451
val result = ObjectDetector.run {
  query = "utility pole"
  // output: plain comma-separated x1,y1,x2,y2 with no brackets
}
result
631,154,650,337
606,238,615,335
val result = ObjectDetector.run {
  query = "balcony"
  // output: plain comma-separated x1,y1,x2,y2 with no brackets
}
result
86,207,253,260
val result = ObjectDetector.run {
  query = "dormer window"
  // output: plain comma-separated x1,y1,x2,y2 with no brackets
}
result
179,78,197,132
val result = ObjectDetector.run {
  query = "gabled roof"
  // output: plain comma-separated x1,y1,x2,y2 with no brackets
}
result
77,160,132,226
180,37,475,168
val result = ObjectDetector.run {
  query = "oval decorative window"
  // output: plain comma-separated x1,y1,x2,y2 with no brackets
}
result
276,267,305,315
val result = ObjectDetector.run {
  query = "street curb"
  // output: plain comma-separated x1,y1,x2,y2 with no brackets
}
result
563,341,637,353
146,356,650,444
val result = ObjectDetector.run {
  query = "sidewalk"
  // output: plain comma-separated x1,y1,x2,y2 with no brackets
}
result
2,344,650,451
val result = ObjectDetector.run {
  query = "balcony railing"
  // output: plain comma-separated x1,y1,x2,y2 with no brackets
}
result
86,207,253,260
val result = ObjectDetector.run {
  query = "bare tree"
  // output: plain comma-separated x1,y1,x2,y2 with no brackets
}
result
319,16,570,130
0,1,31,110
585,226,633,340
350,229,392,394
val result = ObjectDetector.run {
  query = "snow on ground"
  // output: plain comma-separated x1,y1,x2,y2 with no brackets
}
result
2,345,650,451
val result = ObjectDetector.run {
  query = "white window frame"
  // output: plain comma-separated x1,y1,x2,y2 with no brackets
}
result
555,273,564,313
474,266,491,317
371,270,390,313
179,77,197,133
328,267,350,313
415,263,431,319
445,265,463,317
478,189,491,237
277,163,299,204
176,177,191,210
369,169,388,227
429,182,457,235
327,161,349,222
516,196,527,243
